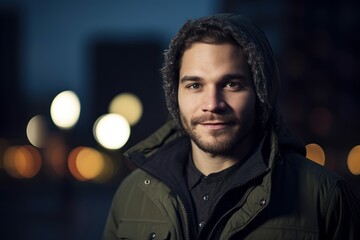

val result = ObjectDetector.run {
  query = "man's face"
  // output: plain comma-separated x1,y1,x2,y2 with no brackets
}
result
178,42,256,155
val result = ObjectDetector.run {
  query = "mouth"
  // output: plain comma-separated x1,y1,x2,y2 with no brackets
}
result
200,121,232,130
190,114,237,131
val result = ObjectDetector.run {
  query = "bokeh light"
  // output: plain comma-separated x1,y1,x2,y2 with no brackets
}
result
68,146,114,181
347,145,360,175
93,113,130,150
50,90,81,129
109,93,143,126
0,138,10,169
68,147,87,181
306,143,326,166
75,147,105,180
3,146,20,178
26,115,47,148
4,145,42,178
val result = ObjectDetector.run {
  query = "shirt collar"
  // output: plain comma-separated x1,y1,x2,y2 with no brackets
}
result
186,135,269,190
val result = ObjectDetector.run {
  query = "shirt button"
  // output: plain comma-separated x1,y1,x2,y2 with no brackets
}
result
199,221,205,228
203,195,210,201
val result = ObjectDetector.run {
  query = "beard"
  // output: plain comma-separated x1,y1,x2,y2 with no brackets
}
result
180,112,253,155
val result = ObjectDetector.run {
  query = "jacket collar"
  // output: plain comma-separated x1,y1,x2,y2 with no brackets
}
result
126,120,272,195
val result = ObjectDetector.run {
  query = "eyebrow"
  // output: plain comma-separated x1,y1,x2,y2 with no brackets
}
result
222,73,248,81
179,75,202,83
180,73,248,84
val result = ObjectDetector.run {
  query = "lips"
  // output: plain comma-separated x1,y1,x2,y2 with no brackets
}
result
201,121,228,125
200,121,232,130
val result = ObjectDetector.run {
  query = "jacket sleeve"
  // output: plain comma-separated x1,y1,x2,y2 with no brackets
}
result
324,180,360,240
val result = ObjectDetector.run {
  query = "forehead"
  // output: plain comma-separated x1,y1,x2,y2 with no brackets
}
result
183,41,244,57
180,43,250,75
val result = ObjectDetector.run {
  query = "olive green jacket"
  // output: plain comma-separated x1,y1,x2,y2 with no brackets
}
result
103,121,360,239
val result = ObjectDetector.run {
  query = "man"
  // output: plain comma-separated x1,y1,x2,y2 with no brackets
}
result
103,14,360,239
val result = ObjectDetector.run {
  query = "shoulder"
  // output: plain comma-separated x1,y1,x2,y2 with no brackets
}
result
281,151,342,185
109,169,165,220
120,168,149,187
282,153,360,238
114,168,151,199
272,152,360,224
113,168,172,206
276,152,340,209
118,168,170,192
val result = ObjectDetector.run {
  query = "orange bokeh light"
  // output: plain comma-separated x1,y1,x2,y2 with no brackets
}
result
306,143,325,166
68,146,87,181
347,145,360,175
4,145,42,178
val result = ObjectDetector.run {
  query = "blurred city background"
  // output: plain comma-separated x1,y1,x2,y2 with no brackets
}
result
0,0,359,239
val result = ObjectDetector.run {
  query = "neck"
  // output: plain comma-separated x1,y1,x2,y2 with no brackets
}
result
191,131,257,176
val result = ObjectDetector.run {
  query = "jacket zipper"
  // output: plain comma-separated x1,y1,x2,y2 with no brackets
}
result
145,169,194,240
155,180,195,240
167,187,196,240
177,196,192,240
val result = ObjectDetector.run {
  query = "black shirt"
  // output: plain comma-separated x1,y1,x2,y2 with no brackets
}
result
186,138,268,235
186,156,245,231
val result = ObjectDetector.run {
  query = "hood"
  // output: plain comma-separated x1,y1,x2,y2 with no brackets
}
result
127,13,305,162
162,13,281,132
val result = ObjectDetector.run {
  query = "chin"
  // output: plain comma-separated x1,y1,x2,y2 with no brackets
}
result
193,135,237,154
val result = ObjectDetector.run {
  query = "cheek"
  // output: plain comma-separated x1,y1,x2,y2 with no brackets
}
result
178,102,192,121
178,91,195,116
177,91,184,114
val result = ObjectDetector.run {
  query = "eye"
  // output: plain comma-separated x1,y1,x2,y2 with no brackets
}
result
186,82,201,89
224,81,243,90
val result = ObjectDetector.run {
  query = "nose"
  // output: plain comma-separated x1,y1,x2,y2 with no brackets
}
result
201,87,226,112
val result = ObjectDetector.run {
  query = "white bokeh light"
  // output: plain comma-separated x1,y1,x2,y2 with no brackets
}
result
93,113,130,150
26,115,47,148
50,90,81,129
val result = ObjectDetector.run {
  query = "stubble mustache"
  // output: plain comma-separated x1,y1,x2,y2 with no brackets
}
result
190,113,239,127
